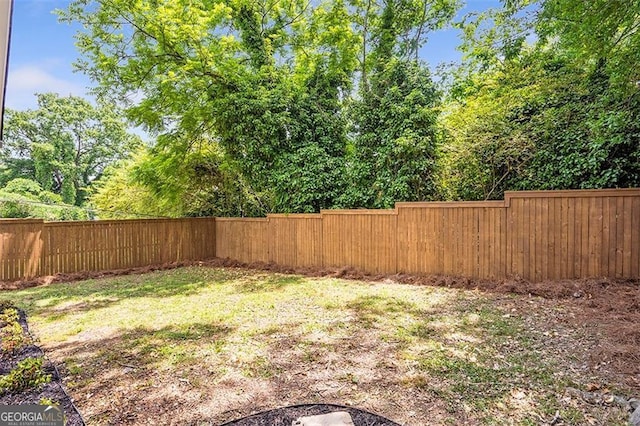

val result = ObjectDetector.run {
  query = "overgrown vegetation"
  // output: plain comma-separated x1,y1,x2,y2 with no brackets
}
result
440,0,640,199
0,302,50,396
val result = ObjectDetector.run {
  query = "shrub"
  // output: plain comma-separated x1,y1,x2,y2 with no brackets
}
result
0,306,30,354
0,357,51,395
0,322,29,353
0,307,18,327
0,300,16,313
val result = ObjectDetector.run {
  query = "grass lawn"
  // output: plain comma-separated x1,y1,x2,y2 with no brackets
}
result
1,266,632,425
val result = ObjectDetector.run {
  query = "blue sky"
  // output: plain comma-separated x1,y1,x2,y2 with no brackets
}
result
6,0,501,111
6,0,90,110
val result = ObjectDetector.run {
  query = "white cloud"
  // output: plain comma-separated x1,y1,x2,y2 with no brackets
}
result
5,64,87,110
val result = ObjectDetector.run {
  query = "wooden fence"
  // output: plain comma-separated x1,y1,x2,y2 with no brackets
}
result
0,218,216,281
216,189,640,281
1,189,639,282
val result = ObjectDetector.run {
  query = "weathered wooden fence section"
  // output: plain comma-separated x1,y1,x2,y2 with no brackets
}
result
0,218,216,281
1,189,639,282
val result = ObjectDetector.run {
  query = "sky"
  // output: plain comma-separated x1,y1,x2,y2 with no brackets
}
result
5,0,501,112
6,0,91,110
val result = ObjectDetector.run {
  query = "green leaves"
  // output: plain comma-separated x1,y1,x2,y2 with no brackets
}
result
59,0,465,214
341,58,441,208
536,0,640,88
441,44,640,200
1,93,142,206
57,0,640,213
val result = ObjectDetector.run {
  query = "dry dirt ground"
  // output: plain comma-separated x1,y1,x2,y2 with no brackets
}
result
1,260,638,425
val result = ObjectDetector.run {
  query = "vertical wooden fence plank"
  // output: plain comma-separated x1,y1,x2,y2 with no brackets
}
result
622,197,633,278
589,197,603,277
615,197,625,278
631,196,640,278
1,190,639,283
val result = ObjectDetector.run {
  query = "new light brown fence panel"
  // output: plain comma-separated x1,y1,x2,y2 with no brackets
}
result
0,220,44,280
38,218,216,276
43,221,131,275
397,202,507,279
505,189,640,281
267,214,322,267
322,210,397,274
147,218,216,264
215,218,269,264
188,217,217,260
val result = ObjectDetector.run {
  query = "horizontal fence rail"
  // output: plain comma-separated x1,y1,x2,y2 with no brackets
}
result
1,189,639,282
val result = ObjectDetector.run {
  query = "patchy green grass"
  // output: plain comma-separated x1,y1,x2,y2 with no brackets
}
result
1,267,631,425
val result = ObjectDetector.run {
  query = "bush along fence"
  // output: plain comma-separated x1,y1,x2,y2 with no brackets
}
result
1,189,639,283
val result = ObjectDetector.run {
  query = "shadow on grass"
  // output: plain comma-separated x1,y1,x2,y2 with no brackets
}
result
318,293,564,417
342,295,428,327
44,320,235,425
5,268,249,316
52,321,233,362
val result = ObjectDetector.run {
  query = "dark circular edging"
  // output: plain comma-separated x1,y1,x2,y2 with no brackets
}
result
220,403,402,426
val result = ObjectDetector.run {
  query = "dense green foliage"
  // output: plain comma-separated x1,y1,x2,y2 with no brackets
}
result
1,94,142,208
62,0,457,215
340,58,440,208
0,178,91,220
49,0,640,214
440,0,640,200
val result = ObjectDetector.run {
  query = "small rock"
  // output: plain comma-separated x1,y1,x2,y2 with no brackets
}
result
573,291,583,298
630,406,640,426
612,395,630,411
293,412,355,426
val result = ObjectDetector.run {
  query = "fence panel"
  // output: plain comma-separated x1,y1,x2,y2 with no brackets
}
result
0,220,43,280
397,202,506,278
504,190,640,280
322,210,397,274
215,218,269,264
37,218,217,277
267,214,322,268
1,189,638,282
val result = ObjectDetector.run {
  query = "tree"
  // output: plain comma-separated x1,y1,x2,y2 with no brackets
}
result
61,0,360,213
0,178,91,220
1,93,142,205
338,0,451,208
61,0,459,214
535,0,640,91
341,58,441,208
440,1,640,200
